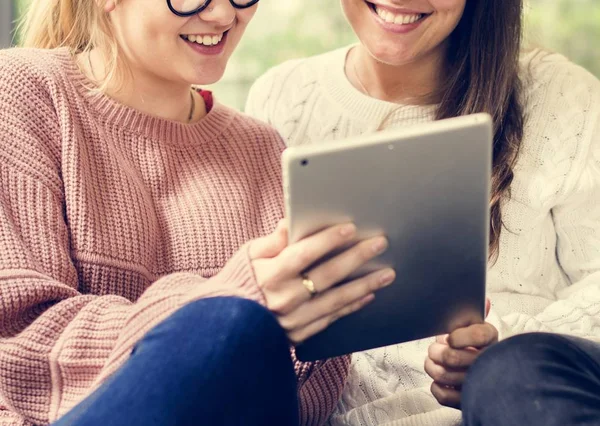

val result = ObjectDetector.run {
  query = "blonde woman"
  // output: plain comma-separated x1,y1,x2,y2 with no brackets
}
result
0,0,397,424
247,0,600,424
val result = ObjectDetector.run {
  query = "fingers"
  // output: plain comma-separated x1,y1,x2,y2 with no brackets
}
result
430,381,461,409
279,223,358,276
485,298,491,318
255,222,395,345
306,235,389,292
287,293,375,344
279,268,395,331
249,219,288,260
447,323,498,350
428,342,479,369
428,323,495,410
436,334,449,344
424,357,466,387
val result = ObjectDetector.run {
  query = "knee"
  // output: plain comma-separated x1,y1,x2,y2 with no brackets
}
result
131,296,292,381
462,333,563,408
207,296,286,347
158,296,285,348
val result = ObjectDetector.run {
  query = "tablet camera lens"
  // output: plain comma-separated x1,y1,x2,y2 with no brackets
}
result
301,159,309,166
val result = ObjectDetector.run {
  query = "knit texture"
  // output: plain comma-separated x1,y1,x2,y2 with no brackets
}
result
0,47,350,426
246,45,600,426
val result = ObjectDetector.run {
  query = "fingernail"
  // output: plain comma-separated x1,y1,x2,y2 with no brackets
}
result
340,224,356,237
379,270,395,286
372,237,388,254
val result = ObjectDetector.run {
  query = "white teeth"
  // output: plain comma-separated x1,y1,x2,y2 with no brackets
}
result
183,33,224,46
374,5,423,25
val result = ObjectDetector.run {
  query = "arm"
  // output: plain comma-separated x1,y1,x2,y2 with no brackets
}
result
0,53,265,424
426,62,600,408
487,105,600,342
0,167,263,424
486,62,600,343
428,111,600,406
0,171,263,424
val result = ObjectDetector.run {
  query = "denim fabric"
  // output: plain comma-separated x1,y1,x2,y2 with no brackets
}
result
462,332,600,426
54,297,298,426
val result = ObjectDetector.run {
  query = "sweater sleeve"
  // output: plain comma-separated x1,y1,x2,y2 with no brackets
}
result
487,62,600,343
0,50,270,424
0,50,350,426
0,163,265,424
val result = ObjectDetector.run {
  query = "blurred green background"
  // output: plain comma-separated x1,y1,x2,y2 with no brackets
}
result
13,0,600,110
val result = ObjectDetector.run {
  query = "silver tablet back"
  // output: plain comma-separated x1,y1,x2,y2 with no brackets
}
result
283,114,492,362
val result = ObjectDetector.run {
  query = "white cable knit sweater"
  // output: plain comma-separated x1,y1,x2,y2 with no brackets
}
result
246,46,600,426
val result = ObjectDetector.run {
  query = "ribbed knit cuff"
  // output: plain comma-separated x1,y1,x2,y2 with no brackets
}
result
190,242,266,307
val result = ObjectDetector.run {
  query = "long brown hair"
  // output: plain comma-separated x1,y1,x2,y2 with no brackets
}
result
438,0,525,262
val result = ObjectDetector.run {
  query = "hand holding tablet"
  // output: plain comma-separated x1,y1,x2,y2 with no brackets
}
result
282,113,493,361
250,220,396,345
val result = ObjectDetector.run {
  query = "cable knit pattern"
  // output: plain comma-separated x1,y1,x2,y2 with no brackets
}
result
0,47,349,426
246,45,600,426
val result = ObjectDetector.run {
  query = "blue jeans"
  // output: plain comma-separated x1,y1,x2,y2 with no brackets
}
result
53,297,299,426
462,332,600,426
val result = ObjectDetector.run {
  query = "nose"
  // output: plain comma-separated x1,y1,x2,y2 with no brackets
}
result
197,0,235,27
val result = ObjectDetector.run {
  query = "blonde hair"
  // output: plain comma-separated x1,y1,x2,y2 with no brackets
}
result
19,0,122,90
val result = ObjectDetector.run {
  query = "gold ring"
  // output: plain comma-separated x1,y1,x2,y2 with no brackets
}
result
301,275,318,297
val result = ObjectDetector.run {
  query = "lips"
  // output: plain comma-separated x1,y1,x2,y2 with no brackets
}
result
181,33,224,46
366,1,431,25
181,30,229,55
180,29,229,47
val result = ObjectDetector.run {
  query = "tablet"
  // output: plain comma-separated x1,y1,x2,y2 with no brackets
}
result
282,113,492,362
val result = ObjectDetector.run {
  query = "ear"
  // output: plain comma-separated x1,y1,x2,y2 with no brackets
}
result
101,0,117,13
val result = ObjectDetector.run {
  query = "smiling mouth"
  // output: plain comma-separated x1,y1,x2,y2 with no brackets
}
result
180,30,229,47
366,2,430,25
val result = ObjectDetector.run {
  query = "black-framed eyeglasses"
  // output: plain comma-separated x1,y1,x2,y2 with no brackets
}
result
167,0,260,17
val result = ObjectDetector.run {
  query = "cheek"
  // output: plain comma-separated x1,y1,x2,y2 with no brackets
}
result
226,9,256,47
238,6,258,24
418,0,466,49
431,0,466,24
340,0,371,38
116,8,181,53
431,0,466,10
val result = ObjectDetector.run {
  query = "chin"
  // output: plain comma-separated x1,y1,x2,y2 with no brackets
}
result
191,68,226,86
364,40,418,66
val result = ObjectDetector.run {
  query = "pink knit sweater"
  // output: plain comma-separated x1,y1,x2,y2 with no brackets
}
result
0,47,349,426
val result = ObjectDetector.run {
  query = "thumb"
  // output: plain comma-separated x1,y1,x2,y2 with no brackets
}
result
249,219,288,260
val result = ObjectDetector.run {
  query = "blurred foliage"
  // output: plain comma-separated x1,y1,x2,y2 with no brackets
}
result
524,0,600,75
13,0,600,109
